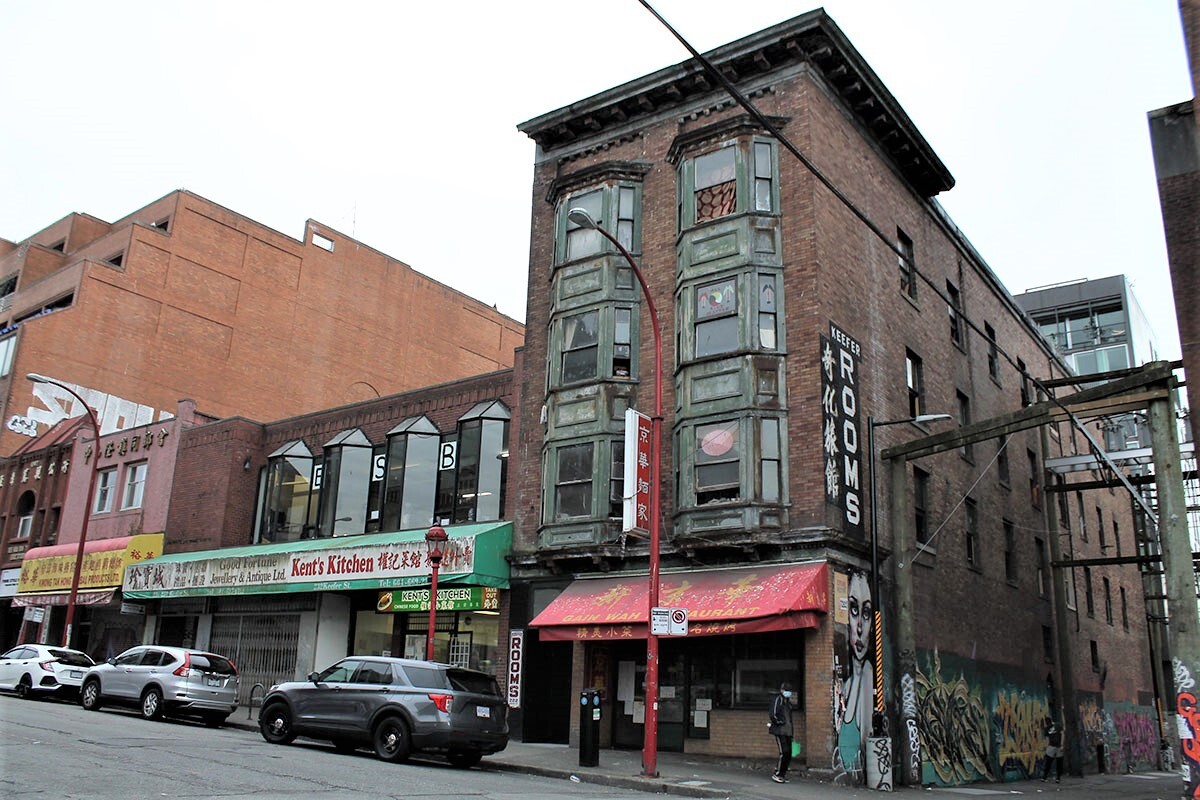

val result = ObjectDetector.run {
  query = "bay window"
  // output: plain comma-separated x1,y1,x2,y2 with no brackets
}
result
695,278,738,358
554,442,594,520
685,415,785,507
381,416,440,532
453,400,509,523
318,428,372,537
260,440,316,543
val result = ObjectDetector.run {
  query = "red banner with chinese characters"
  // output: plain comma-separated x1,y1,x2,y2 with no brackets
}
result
530,562,828,641
622,408,652,535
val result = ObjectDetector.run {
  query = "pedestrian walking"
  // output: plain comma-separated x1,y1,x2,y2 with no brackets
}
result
768,681,795,784
1041,716,1064,783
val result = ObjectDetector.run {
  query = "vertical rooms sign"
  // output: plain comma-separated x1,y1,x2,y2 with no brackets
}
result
821,323,864,538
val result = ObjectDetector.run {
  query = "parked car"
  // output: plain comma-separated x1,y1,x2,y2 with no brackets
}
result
0,644,95,699
258,657,508,767
79,645,238,726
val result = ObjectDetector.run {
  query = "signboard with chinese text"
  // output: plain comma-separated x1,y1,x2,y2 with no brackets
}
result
622,408,652,535
17,533,164,594
122,522,512,600
820,323,864,538
376,585,499,613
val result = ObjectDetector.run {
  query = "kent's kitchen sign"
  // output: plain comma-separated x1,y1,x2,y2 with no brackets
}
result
124,536,478,598
376,585,499,613
820,322,864,538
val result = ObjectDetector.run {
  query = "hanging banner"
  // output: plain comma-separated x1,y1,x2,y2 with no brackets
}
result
507,629,524,709
622,408,652,535
820,322,864,538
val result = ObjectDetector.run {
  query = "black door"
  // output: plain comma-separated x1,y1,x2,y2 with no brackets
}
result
520,638,572,743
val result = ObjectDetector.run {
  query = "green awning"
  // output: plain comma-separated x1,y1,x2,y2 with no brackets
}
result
122,521,511,600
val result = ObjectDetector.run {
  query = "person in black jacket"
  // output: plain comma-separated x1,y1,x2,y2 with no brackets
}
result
1041,716,1064,783
768,681,795,783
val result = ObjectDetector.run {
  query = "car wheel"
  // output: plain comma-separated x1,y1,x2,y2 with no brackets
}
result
332,739,358,754
80,679,103,711
372,716,410,763
140,687,164,720
202,712,228,728
259,703,296,745
447,750,482,769
16,675,36,700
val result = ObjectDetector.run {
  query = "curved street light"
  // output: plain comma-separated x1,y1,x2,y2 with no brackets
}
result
566,208,664,778
26,373,102,649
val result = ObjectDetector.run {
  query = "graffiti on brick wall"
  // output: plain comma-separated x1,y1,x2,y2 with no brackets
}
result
916,650,994,784
1112,708,1159,772
9,377,171,438
994,689,1049,779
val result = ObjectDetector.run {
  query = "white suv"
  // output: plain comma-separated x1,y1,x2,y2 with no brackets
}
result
80,645,239,727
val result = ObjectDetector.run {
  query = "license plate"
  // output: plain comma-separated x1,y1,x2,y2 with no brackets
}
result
205,676,223,687
476,706,490,718
68,670,83,679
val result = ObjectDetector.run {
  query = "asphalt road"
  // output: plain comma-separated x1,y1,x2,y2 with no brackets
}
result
0,694,642,800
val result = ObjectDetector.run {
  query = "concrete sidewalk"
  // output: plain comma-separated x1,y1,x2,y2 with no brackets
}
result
227,713,1179,799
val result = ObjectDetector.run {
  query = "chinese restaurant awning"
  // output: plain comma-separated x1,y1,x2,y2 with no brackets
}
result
123,521,512,600
529,562,828,641
15,533,165,601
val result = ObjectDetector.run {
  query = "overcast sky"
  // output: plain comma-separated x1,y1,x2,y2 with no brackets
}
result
0,2,1190,359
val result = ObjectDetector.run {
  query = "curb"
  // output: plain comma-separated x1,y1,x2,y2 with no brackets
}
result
483,760,731,798
229,715,728,797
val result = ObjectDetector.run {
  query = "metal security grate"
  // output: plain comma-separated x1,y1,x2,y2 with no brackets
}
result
209,613,301,706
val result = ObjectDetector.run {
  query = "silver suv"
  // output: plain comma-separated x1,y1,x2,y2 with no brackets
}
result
259,657,508,768
79,645,239,727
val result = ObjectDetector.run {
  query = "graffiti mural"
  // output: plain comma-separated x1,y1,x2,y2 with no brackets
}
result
915,649,994,784
994,689,1049,779
832,570,873,783
900,669,921,783
1176,658,1200,797
898,648,1159,787
1112,706,1159,772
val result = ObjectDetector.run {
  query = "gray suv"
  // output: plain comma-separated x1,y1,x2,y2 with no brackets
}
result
79,645,239,727
259,657,508,768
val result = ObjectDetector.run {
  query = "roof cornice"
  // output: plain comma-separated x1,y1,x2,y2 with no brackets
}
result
518,10,954,197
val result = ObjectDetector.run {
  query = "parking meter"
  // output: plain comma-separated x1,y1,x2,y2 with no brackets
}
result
579,688,602,766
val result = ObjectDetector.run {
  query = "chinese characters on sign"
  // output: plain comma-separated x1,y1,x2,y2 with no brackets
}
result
820,322,864,538
124,535,480,597
375,585,499,612
622,408,652,535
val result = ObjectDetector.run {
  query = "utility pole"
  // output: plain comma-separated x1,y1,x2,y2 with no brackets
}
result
1148,388,1200,794
889,453,920,786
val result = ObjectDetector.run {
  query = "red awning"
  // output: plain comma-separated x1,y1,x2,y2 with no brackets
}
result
529,562,828,641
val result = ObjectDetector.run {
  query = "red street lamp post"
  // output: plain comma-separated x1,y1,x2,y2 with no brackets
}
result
567,208,663,778
26,373,102,649
424,525,449,661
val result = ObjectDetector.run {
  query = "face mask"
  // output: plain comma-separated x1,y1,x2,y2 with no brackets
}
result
782,690,793,699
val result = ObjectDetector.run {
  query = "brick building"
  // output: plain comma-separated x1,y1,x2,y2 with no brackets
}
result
1,400,214,656
508,10,1153,786
0,190,525,455
112,369,517,706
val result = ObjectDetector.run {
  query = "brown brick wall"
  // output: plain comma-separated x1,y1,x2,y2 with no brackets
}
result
0,191,525,454
515,52,1148,759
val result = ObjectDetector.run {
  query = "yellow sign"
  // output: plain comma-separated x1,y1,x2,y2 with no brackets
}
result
17,533,164,594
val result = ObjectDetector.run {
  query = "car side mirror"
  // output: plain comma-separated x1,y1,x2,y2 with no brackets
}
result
308,671,320,683
107,657,117,666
